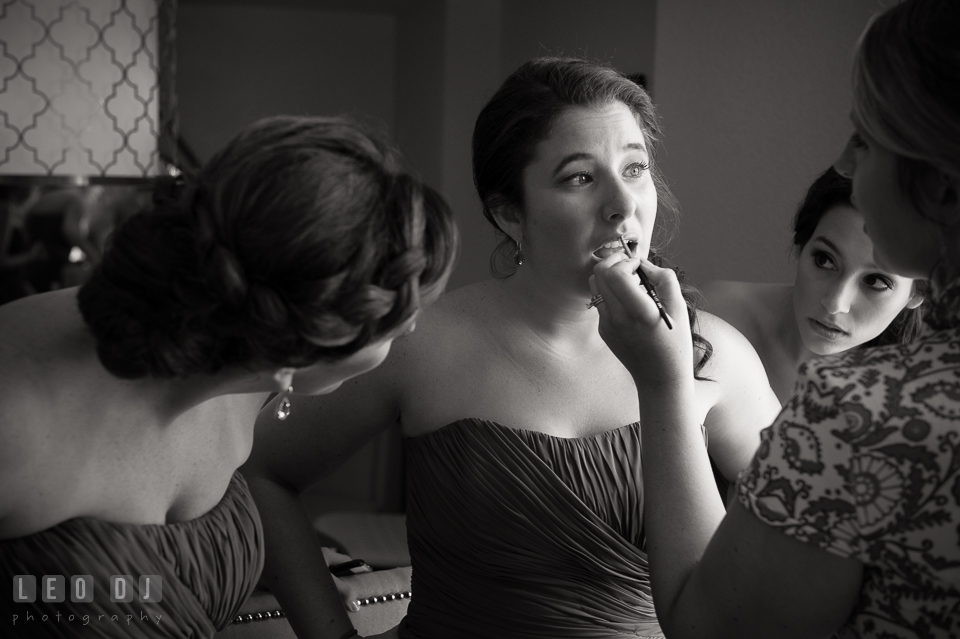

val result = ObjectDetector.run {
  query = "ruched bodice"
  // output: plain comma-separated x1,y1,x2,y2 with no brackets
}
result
1,471,263,638
400,418,662,639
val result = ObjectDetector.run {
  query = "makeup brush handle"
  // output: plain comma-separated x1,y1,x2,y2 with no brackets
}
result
636,270,674,330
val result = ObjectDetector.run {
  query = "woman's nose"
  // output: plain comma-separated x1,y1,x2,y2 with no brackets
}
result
603,180,636,221
834,137,857,179
822,279,856,315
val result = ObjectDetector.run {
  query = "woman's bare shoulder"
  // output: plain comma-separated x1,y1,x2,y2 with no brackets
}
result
0,299,61,414
428,280,499,318
694,309,778,413
698,280,789,342
399,281,496,355
699,279,788,312
0,291,103,476
0,307,80,531
694,309,783,475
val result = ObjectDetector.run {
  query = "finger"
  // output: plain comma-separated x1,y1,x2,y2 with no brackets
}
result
634,257,676,288
595,257,653,318
589,254,632,312
331,575,362,611
633,258,686,320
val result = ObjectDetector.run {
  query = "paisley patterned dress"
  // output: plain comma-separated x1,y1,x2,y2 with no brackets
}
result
737,281,960,638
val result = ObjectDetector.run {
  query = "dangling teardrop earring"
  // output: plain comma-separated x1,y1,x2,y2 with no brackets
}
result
514,240,524,266
276,385,293,420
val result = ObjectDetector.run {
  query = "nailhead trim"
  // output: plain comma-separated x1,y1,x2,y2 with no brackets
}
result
230,592,412,624
232,610,286,624
357,591,412,606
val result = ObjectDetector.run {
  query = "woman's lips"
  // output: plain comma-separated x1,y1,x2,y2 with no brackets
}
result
807,318,848,340
593,238,638,259
593,246,627,259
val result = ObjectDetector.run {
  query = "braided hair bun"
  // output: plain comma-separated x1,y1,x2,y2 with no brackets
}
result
78,116,458,379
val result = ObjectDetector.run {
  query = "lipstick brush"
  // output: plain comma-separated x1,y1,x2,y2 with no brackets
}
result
619,235,673,330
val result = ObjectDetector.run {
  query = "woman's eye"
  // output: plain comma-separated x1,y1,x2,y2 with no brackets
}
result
623,161,650,178
812,250,836,270
563,172,592,186
864,274,893,291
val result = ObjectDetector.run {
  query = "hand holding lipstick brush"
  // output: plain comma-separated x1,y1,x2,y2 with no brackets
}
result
619,235,673,330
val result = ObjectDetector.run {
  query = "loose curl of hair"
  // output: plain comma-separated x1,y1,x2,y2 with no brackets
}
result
852,0,960,242
792,167,927,347
472,56,712,376
78,116,458,379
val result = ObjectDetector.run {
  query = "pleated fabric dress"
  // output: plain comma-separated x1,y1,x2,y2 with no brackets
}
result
399,418,664,639
1,471,264,638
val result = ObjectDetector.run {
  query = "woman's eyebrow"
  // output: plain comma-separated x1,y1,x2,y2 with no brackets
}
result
811,236,843,256
552,152,592,178
811,235,882,270
551,143,648,178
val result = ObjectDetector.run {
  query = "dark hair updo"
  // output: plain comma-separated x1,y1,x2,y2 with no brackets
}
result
472,56,712,376
792,167,925,347
78,115,458,379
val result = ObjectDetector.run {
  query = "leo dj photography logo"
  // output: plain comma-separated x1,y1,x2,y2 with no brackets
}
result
13,575,162,603
11,575,164,628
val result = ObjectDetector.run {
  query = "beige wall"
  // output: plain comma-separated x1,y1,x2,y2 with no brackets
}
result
652,0,889,287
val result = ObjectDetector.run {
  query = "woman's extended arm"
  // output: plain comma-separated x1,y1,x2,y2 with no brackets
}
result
592,255,862,639
241,357,405,639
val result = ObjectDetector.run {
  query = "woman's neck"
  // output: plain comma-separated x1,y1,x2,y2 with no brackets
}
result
35,289,272,425
756,286,821,403
775,289,817,366
491,271,607,356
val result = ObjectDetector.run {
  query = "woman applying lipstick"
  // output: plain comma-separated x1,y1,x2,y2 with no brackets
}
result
592,0,960,636
701,167,925,403
243,57,781,639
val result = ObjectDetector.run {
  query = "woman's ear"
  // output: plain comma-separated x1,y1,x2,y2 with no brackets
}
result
272,367,296,391
906,280,925,310
490,203,523,244
906,291,924,310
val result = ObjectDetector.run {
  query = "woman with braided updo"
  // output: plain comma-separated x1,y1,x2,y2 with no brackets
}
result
243,58,781,639
0,115,457,638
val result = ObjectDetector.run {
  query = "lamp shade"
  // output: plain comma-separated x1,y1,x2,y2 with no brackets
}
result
0,0,174,183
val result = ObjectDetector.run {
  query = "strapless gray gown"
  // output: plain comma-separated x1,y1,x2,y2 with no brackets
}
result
399,418,664,639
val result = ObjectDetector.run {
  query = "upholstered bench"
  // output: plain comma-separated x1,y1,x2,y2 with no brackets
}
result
215,565,411,638
217,513,411,638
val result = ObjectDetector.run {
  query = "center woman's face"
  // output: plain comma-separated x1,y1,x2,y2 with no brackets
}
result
792,205,920,356
519,101,657,290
